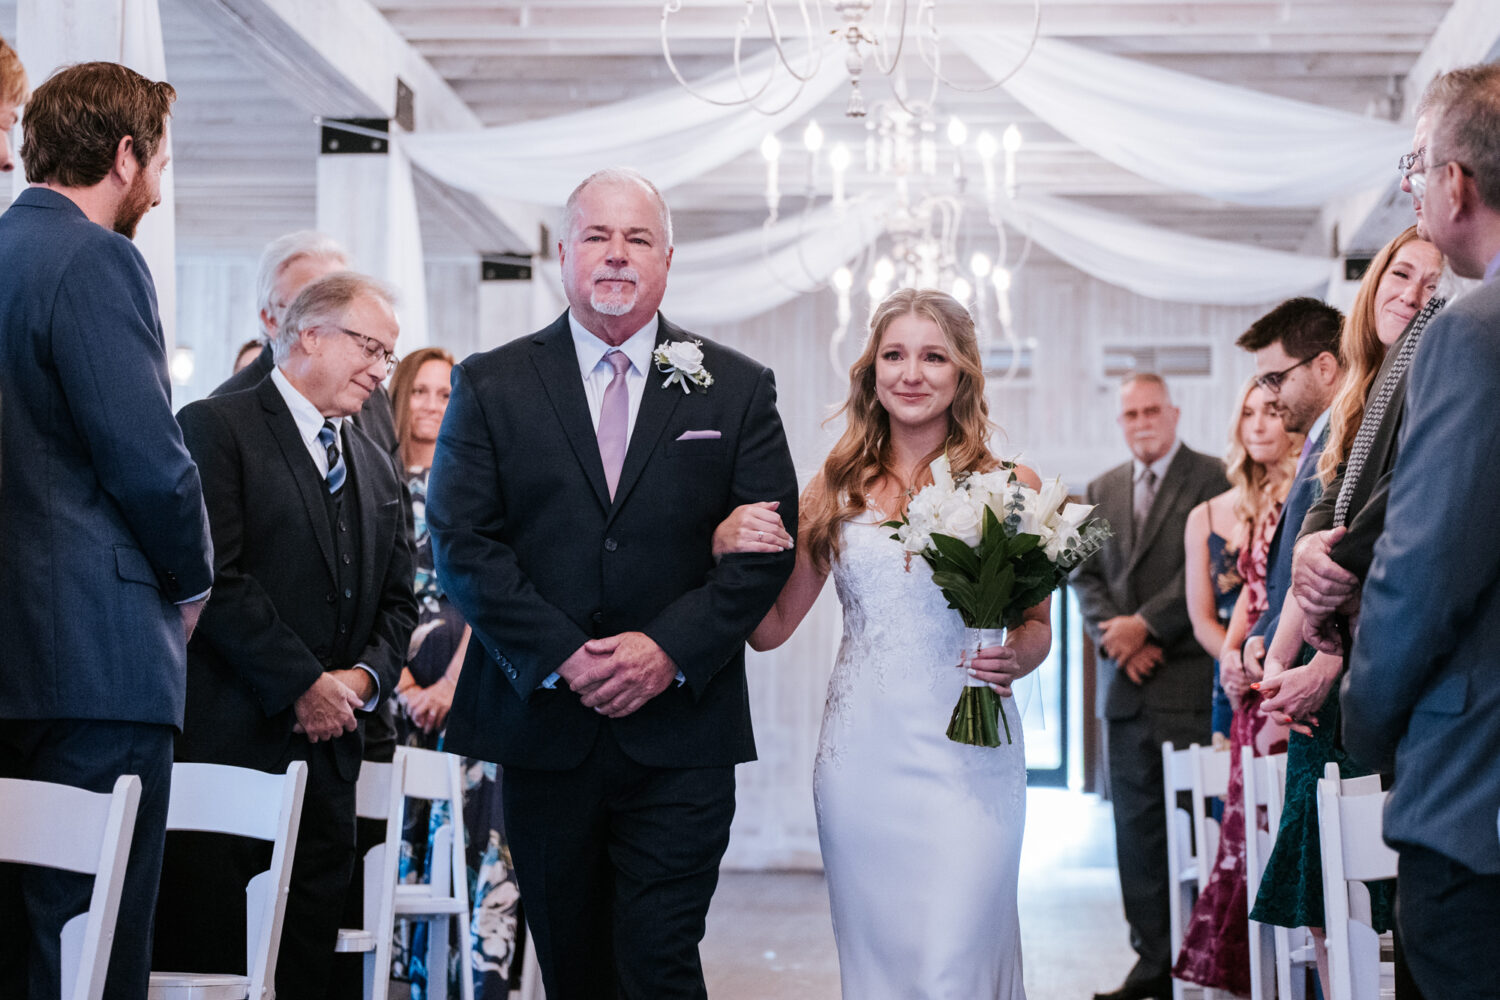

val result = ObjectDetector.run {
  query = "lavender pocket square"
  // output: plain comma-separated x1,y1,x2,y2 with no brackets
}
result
676,430,721,441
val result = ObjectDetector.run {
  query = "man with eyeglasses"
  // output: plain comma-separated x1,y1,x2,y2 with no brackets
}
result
157,271,417,1000
214,230,401,463
1338,64,1500,998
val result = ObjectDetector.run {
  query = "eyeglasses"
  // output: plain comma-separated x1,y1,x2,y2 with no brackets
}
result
1404,157,1473,202
1254,354,1317,394
335,326,398,374
1397,147,1425,177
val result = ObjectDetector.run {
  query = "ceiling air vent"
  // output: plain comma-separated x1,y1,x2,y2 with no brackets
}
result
1102,343,1213,379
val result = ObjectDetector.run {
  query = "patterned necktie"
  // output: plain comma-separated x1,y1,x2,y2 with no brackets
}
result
1135,467,1158,535
1333,295,1446,527
318,420,346,495
597,350,632,499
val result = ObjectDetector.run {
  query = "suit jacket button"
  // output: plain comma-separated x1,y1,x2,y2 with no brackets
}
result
326,592,336,604
344,588,353,598
604,538,618,552
591,611,604,625
338,624,348,635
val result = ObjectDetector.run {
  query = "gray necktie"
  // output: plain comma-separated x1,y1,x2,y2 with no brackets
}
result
1135,467,1158,535
597,350,632,499
318,420,346,495
1333,295,1446,527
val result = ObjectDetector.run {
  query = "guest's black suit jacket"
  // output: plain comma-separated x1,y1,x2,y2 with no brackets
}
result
1073,445,1229,720
428,312,798,771
175,378,416,779
1297,298,1445,578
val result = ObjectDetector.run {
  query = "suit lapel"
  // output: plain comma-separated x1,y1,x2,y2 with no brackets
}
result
345,428,387,616
257,380,337,579
607,318,685,520
529,314,612,511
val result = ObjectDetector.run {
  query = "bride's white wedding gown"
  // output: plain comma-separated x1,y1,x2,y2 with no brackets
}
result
815,513,1028,1000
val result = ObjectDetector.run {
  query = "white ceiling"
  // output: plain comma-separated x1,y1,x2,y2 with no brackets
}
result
0,1,1479,260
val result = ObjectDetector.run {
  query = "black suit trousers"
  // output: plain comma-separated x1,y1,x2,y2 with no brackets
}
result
0,719,174,1000
154,739,356,1000
502,724,736,1000
1105,706,1211,982
1396,844,1500,1000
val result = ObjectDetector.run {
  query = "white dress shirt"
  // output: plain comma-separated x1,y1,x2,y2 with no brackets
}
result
569,310,658,442
269,367,380,709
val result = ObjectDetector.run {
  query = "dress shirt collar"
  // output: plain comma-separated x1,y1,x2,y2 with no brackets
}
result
1134,437,1181,483
271,366,344,449
1485,250,1500,284
1307,408,1331,448
568,310,659,381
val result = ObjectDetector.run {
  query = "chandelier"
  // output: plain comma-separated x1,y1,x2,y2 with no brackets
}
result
661,0,1041,117
757,101,1033,378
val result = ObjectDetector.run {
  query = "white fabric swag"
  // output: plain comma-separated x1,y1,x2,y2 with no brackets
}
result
956,31,1410,208
400,43,848,206
994,192,1328,305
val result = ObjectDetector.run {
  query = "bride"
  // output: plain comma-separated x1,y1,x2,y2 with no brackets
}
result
715,288,1052,999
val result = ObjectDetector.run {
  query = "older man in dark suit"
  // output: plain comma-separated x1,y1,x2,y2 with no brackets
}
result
428,168,798,999
0,62,214,1000
1343,63,1500,998
1074,374,1228,1000
156,272,416,1000
213,230,399,460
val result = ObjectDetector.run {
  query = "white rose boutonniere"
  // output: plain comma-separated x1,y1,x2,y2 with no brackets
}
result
653,339,714,393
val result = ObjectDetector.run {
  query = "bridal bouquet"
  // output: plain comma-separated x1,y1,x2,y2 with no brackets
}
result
887,456,1112,747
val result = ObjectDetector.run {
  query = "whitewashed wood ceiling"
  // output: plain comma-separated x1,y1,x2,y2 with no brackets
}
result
0,1,1477,258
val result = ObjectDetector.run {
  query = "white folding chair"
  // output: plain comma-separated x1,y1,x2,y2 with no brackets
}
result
1161,742,1199,1000
1181,743,1231,1000
334,757,404,1000
1248,751,1317,1000
148,760,308,1000
391,746,475,1000
0,774,141,1000
1316,763,1396,1000
1241,748,1284,1000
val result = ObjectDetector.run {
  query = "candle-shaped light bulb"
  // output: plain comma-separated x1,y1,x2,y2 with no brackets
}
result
803,120,824,153
947,116,968,148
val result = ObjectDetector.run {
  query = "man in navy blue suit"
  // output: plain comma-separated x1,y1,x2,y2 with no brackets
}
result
0,62,214,1000
1227,297,1344,700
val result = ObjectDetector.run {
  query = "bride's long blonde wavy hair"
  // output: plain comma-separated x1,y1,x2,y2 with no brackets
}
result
802,288,996,573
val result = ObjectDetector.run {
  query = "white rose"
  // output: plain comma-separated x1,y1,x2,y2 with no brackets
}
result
936,492,984,546
663,341,705,373
928,454,955,493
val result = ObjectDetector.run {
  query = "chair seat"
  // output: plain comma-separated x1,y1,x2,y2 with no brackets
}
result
1175,864,1198,884
147,970,249,1000
334,928,377,953
392,885,467,916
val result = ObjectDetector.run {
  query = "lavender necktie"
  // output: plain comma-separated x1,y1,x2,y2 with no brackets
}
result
597,350,632,498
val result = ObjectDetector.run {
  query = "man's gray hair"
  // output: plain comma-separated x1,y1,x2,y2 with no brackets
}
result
1120,371,1173,403
255,230,348,330
1422,63,1500,213
271,271,397,365
561,168,674,248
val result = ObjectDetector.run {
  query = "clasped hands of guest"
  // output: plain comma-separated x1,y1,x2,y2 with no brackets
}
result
1219,634,1267,703
1292,527,1361,654
559,632,678,719
1100,614,1162,684
1254,650,1341,737
292,670,369,742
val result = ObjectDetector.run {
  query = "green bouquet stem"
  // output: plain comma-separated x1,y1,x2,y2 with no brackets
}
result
948,626,1012,748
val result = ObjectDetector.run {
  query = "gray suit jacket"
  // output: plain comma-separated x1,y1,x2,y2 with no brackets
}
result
1344,279,1500,875
1073,445,1228,721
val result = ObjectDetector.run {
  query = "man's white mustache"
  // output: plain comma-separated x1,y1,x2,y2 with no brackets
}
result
593,267,638,285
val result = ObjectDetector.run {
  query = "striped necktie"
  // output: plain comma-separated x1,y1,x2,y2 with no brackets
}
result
318,420,346,495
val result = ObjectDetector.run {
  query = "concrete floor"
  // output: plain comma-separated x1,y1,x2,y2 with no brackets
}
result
701,788,1137,1000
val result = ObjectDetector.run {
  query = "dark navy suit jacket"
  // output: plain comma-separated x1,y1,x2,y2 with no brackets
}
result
1248,422,1329,646
0,188,214,726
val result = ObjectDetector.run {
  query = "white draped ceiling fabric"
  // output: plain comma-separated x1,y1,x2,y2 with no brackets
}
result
16,0,178,349
957,32,1411,209
395,30,1411,318
401,44,849,207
